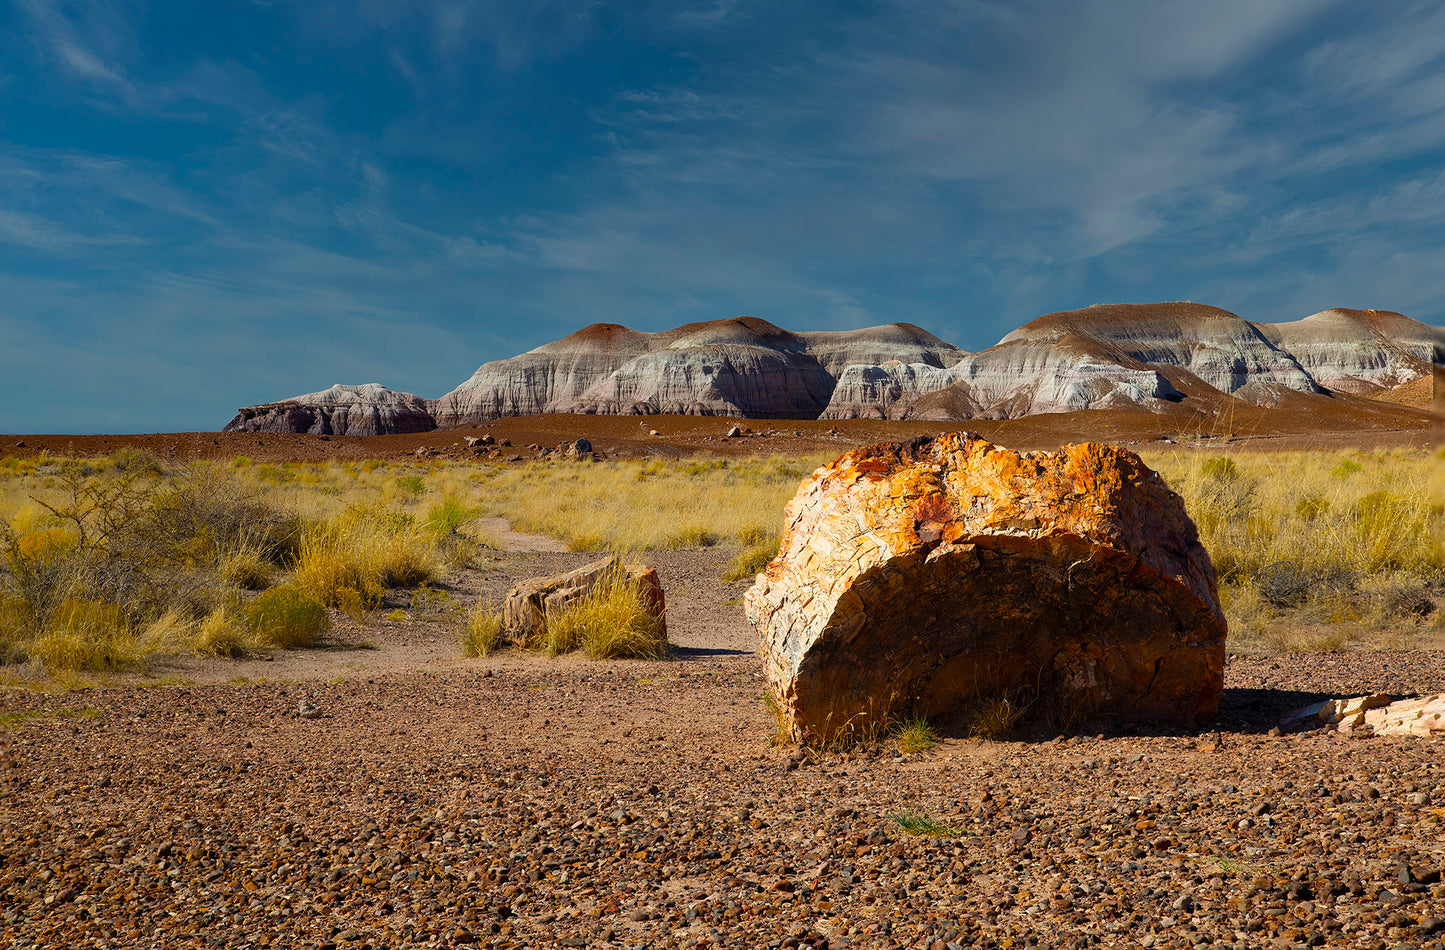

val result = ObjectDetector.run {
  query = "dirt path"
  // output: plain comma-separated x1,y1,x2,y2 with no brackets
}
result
475,518,570,553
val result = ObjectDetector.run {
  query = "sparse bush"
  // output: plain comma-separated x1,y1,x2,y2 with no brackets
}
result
423,497,472,537
395,475,426,495
1200,457,1238,482
246,586,329,648
964,694,1026,740
109,446,164,475
334,585,380,621
410,583,457,616
1331,459,1363,478
461,604,505,657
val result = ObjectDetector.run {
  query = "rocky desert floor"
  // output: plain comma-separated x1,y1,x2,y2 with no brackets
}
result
3,538,1444,950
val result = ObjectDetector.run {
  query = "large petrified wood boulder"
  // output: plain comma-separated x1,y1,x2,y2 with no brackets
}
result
745,433,1226,742
503,557,666,645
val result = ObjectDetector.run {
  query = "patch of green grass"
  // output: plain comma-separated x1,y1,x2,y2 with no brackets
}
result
423,496,473,536
887,811,962,838
394,475,426,495
893,715,938,755
0,706,100,728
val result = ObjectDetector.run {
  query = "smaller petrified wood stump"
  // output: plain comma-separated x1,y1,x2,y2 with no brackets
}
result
745,433,1226,743
503,558,666,644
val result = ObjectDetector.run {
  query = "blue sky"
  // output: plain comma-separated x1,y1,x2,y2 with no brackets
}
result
3,1,1445,432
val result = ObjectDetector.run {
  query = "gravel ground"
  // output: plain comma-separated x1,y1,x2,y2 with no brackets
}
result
2,546,1443,950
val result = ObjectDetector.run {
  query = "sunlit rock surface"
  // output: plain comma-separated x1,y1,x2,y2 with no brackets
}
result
746,433,1226,743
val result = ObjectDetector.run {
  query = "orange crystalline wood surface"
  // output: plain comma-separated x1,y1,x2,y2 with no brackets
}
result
746,432,1227,743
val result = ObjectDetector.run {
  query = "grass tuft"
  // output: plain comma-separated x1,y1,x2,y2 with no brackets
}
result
31,599,149,673
544,565,668,660
894,715,939,754
964,694,1027,740
763,693,791,748
461,604,505,657
665,525,722,549
887,811,962,838
195,606,263,657
722,539,777,582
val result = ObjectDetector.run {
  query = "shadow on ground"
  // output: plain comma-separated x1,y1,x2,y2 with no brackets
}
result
670,645,752,661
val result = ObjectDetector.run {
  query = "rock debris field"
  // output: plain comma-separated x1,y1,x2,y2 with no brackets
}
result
3,548,1444,950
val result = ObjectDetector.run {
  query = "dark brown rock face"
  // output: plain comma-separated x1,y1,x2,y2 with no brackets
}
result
744,433,1226,743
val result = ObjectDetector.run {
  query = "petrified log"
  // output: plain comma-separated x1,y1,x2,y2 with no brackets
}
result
744,432,1226,742
1281,693,1445,737
503,557,666,645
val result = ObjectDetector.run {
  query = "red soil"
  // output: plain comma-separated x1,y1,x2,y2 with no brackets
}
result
1,391,1438,467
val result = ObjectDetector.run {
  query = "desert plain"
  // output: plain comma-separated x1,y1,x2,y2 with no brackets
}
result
1,410,1443,950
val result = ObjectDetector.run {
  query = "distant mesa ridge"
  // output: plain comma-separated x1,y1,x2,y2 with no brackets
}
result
222,304,1444,435
223,383,434,437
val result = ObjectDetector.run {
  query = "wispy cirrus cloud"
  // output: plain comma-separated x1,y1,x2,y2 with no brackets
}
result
1,0,1443,433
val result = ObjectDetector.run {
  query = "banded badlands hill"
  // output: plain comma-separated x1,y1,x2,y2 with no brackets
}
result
224,304,1443,435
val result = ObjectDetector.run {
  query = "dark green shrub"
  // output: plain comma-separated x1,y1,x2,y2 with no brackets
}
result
246,586,330,648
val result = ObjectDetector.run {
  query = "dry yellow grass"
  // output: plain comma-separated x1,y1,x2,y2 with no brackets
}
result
0,446,1438,676
460,603,504,657
542,564,668,660
1142,448,1443,652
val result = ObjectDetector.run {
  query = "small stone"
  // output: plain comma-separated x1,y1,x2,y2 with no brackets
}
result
298,701,322,720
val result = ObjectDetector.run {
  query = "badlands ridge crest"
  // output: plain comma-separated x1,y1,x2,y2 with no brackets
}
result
224,303,1444,435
